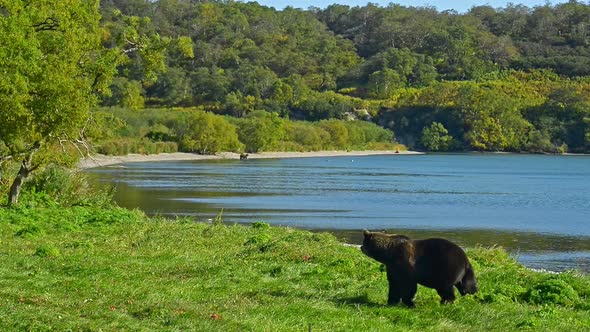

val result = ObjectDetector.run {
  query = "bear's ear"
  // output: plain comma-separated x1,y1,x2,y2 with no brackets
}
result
363,229,371,237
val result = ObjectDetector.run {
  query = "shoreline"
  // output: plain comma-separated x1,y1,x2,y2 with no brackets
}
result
78,150,424,169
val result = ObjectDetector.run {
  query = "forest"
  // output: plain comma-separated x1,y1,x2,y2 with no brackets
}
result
95,0,590,154
3,0,590,202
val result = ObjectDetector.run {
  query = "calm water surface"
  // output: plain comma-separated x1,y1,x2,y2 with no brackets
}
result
86,154,590,272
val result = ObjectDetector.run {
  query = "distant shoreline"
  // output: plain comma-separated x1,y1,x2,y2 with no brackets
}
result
78,150,424,169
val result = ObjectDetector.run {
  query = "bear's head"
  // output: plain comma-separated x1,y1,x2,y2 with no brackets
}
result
361,230,410,264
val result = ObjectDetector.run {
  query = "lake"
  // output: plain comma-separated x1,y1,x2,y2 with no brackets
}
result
86,153,590,272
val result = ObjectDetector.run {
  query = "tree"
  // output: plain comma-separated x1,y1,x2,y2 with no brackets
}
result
178,111,242,154
0,0,185,205
524,85,590,152
104,77,145,109
0,0,117,205
319,119,349,149
148,66,192,106
368,69,403,99
236,111,284,152
420,122,454,151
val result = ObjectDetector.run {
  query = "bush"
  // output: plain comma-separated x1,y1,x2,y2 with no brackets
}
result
420,122,454,151
319,119,349,149
92,107,401,154
251,221,270,229
236,111,284,153
22,165,113,207
283,122,330,151
179,111,243,154
21,164,112,207
522,277,581,307
97,138,178,156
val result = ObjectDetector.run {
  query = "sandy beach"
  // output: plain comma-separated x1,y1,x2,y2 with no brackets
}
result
78,150,423,169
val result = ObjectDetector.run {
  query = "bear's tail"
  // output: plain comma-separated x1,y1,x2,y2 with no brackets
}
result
462,262,478,294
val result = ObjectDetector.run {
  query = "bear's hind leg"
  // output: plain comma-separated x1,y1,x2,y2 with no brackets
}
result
436,286,456,304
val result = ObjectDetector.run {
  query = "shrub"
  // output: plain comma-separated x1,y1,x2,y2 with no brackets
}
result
251,221,270,229
144,124,174,142
179,111,243,154
319,119,349,149
420,122,454,151
97,138,178,156
344,120,395,148
283,122,329,151
22,165,113,207
522,277,581,307
236,111,284,153
245,232,271,245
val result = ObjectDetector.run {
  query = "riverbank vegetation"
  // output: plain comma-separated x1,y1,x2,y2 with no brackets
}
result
0,170,588,330
92,107,401,155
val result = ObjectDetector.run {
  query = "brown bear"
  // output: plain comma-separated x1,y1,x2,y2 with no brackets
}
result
361,230,477,307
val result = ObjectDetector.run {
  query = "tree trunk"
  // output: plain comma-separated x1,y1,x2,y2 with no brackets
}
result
8,154,34,206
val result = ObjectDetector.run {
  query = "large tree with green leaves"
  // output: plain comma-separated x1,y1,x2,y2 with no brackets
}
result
0,0,189,205
0,0,116,205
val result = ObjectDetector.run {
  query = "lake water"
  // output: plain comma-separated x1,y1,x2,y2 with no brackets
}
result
86,153,590,272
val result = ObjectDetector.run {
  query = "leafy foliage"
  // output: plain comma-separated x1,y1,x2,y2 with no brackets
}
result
421,122,454,151
522,277,581,307
0,0,110,204
0,0,192,204
178,111,242,154
89,1,590,154
92,107,399,155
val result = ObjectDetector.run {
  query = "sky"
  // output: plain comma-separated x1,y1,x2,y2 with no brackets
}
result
252,1,571,13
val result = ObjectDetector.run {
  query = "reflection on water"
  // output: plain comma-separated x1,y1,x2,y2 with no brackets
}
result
86,153,590,272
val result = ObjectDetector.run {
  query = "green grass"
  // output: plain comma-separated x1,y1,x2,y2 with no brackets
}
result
0,206,588,331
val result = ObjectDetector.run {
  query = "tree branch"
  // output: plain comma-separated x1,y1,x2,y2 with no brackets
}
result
33,17,60,32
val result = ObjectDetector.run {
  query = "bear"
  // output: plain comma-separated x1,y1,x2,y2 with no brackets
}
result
361,230,478,307
240,153,249,160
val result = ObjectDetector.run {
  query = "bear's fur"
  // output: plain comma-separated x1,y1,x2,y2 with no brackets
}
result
361,230,478,307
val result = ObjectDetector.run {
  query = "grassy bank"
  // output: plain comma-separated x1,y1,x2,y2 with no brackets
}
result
0,206,588,331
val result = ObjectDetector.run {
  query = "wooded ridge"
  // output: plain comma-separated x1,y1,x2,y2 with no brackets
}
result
99,1,590,153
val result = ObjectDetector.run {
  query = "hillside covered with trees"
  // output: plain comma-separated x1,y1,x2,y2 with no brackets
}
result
96,0,590,154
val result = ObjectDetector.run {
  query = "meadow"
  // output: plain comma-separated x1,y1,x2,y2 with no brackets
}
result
1,201,588,331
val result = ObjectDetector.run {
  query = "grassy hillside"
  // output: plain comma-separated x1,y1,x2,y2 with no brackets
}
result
0,205,588,331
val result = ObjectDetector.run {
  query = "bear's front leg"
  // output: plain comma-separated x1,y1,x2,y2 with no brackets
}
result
387,282,401,305
400,282,417,308
385,265,401,305
436,286,456,304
